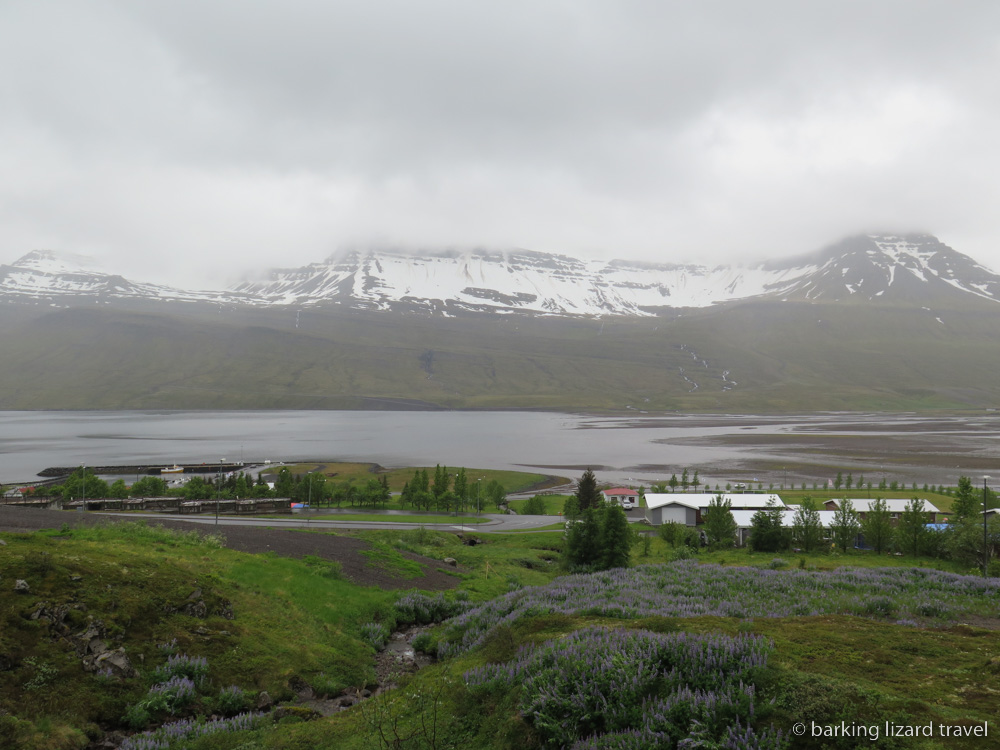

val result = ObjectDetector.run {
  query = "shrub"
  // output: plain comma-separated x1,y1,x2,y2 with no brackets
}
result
147,675,197,713
863,597,897,618
152,654,209,685
360,622,390,651
466,627,776,749
410,632,436,654
436,562,1000,657
119,712,267,750
394,592,471,625
214,685,249,716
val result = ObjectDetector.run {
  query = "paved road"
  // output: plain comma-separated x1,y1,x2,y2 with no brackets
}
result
86,510,567,533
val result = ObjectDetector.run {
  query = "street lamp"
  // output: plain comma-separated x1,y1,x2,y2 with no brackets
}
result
215,460,223,527
307,471,313,529
984,476,991,576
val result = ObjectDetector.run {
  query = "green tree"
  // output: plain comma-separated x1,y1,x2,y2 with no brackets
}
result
945,516,1000,570
61,467,109,501
861,497,893,553
600,504,633,569
565,507,602,569
235,472,251,499
657,520,684,546
453,468,468,511
184,476,214,500
668,474,679,493
485,480,506,510
431,465,450,500
108,479,128,499
274,467,294,497
845,473,853,491
833,472,843,491
896,499,929,557
702,495,736,548
749,500,787,552
361,478,385,509
951,476,979,520
791,496,823,552
563,495,581,520
692,469,699,488
830,498,861,553
681,468,689,492
575,468,601,511
130,476,167,497
521,496,547,515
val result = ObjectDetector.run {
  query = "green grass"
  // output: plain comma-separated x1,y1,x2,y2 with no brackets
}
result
260,611,1000,750
508,494,570,515
365,528,567,600
0,522,403,749
3,516,997,749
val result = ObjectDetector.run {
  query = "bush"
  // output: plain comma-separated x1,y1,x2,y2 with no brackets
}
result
411,632,436,655
465,627,776,749
152,654,209,685
394,592,471,625
657,521,684,546
360,622,390,651
520,496,547,515
863,597,897,618
214,685,249,716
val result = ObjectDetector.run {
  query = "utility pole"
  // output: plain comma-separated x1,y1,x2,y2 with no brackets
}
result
984,476,991,576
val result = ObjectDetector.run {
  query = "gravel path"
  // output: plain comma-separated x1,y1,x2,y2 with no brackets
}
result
0,505,460,591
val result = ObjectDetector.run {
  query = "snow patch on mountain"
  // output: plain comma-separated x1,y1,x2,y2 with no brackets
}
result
5,234,1000,316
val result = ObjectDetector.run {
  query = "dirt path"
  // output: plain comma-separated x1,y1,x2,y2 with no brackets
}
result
0,506,460,591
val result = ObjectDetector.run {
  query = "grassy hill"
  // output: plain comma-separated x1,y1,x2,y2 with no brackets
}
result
3,296,1000,411
2,517,997,750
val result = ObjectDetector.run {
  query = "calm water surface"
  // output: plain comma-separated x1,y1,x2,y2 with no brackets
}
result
1,410,998,487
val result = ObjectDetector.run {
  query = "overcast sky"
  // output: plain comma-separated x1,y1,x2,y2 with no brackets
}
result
3,1,1000,287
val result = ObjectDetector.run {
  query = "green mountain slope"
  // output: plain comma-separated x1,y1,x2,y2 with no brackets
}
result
3,295,1000,412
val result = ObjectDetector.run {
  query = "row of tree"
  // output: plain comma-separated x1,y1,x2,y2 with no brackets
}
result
649,468,700,493
698,478,999,573
398,466,506,513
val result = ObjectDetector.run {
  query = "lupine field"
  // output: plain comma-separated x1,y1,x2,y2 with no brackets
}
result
437,561,1000,657
466,626,785,749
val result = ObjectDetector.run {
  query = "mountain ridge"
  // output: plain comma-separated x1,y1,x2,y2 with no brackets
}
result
4,234,999,316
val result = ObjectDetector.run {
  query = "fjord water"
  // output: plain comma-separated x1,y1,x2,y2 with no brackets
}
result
1,410,998,487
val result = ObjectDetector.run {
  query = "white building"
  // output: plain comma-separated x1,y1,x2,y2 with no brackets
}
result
644,493,784,526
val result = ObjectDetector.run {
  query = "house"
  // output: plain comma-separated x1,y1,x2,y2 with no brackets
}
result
824,498,940,524
730,509,842,547
644,493,785,526
602,488,639,509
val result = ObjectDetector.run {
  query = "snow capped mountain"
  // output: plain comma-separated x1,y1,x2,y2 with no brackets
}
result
234,234,1000,315
233,248,811,315
0,250,248,305
762,234,1000,303
4,235,1000,316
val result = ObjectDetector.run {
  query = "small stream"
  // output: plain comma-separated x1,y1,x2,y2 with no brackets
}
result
300,625,434,716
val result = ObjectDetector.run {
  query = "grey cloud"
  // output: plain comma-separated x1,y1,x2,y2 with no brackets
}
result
3,1,1000,285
